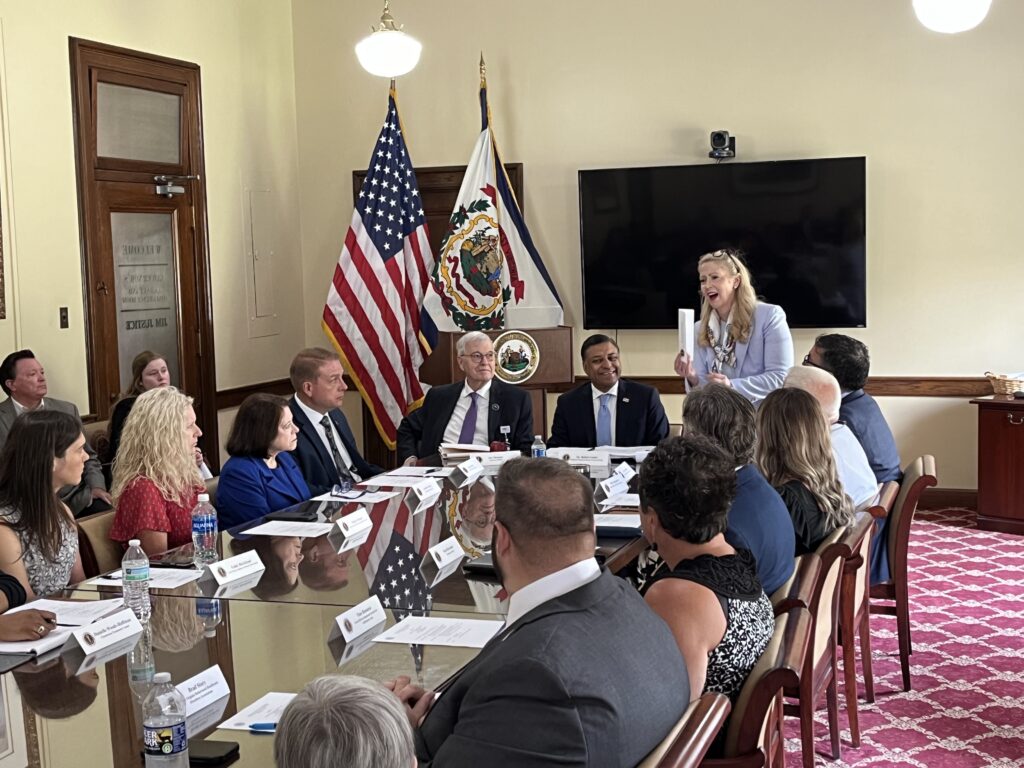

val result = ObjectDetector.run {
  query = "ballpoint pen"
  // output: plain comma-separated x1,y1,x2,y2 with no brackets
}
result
248,722,277,733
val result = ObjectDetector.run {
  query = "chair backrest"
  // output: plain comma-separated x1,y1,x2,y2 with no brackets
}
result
82,418,112,466
887,455,937,578
669,423,683,438
77,510,122,576
721,606,812,762
770,552,822,617
867,480,900,520
810,526,848,669
204,475,219,508
839,511,874,616
638,692,731,768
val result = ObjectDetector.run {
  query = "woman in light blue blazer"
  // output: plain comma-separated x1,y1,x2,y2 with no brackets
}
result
217,394,311,529
675,249,793,405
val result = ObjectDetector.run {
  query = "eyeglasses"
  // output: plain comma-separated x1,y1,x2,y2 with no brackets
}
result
460,352,495,363
802,354,824,369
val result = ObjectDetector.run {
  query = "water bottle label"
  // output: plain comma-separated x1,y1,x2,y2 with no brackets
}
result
195,599,220,619
192,515,216,535
144,721,187,755
532,448,546,458
124,565,149,583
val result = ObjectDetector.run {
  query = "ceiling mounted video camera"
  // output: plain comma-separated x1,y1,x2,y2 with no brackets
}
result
709,130,736,160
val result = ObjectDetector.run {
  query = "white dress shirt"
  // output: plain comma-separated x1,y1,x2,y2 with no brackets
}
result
591,382,618,446
293,394,361,481
11,397,43,415
504,557,601,628
831,422,879,509
442,380,492,446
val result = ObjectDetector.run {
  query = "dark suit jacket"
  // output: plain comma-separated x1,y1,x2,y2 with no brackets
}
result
287,397,382,496
396,379,533,464
415,569,689,767
548,378,669,448
215,453,311,529
839,389,902,484
0,397,106,514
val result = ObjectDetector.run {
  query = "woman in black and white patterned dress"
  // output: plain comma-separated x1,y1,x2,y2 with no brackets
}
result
638,435,774,702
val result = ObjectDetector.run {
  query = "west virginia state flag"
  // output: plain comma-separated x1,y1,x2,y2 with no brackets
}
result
424,66,563,332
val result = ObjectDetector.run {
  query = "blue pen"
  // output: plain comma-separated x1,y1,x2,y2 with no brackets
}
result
248,722,276,733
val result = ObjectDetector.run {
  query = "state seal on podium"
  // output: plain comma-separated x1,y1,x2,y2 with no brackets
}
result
493,330,540,384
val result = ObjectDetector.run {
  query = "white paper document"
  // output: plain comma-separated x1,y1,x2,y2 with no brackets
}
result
599,494,640,510
592,446,656,459
359,475,443,490
6,598,124,627
218,691,297,731
311,490,399,504
373,616,504,649
595,513,642,530
90,568,202,589
678,308,695,355
439,443,489,453
0,629,72,656
384,467,456,478
242,520,335,538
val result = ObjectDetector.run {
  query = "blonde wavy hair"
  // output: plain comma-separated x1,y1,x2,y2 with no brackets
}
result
111,386,201,504
697,248,758,347
755,388,853,532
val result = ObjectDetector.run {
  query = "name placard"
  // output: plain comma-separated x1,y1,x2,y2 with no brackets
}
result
613,461,637,483
333,596,387,643
66,608,143,655
68,633,140,676
329,524,372,554
547,448,611,479
411,479,442,516
197,568,264,599
201,550,265,586
450,457,484,489
428,536,465,569
598,473,630,500
474,450,522,470
177,665,231,716
336,506,372,537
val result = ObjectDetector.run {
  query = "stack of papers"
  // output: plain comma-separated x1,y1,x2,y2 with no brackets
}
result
439,442,490,465
598,493,640,512
0,598,128,656
594,514,642,537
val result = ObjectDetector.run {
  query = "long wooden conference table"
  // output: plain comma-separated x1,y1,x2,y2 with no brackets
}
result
0,475,646,767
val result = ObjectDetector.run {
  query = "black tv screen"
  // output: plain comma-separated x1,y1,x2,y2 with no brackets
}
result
579,157,866,329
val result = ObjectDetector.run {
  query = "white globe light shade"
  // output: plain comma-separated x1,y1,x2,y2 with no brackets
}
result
912,0,992,33
355,30,422,78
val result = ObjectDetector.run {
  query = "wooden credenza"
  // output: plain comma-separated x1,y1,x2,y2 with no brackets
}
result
972,396,1024,534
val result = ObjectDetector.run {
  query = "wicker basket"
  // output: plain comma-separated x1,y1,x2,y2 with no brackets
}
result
985,371,1024,395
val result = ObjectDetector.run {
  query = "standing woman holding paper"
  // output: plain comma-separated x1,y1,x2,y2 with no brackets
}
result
675,248,793,405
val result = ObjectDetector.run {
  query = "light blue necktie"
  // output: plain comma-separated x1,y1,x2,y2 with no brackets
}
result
597,393,613,446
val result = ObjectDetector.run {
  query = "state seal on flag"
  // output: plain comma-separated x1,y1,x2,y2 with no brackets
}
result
493,330,540,384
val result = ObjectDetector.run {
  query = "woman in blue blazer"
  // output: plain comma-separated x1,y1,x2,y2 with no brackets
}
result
675,248,793,404
217,394,311,529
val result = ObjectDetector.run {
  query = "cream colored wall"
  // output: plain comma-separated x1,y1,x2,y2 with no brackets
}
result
0,0,306,413
291,0,1024,488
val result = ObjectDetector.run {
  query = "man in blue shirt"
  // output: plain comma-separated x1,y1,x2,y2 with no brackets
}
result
681,384,795,594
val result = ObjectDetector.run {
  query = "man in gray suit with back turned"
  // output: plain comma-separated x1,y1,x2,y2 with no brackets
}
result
0,350,110,516
391,457,689,767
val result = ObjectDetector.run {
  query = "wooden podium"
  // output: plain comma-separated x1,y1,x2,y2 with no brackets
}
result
361,326,574,469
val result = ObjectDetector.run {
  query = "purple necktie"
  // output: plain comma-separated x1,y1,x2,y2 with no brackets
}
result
458,392,479,444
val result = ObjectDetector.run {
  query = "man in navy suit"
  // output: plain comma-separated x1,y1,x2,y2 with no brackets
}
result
287,348,382,496
548,334,669,448
396,332,533,465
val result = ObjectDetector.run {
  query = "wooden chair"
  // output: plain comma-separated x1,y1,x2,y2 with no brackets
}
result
836,512,875,747
870,455,937,691
783,527,847,768
701,607,813,768
770,552,821,617
867,480,900,521
77,509,122,577
204,475,220,508
669,423,683,438
639,693,731,768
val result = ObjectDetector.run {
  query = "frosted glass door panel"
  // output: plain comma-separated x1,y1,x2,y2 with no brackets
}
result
97,83,181,164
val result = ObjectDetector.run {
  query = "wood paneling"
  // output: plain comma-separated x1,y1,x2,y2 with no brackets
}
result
919,487,977,510
864,377,991,398
215,377,294,410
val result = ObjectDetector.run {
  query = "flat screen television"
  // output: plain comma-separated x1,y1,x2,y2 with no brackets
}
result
579,156,866,329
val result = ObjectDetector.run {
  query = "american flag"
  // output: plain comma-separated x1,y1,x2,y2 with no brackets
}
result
358,492,443,673
323,86,437,448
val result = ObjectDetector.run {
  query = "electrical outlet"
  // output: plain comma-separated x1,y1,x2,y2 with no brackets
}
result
59,307,69,329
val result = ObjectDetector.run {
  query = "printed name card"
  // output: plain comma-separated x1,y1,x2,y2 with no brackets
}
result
66,608,143,655
547,448,611,479
336,506,372,537
474,450,522,470
613,461,637,483
69,633,141,676
177,665,231,715
411,479,442,515
420,536,466,588
201,550,265,586
635,449,651,464
450,457,484,489
598,473,630,500
333,596,387,643
329,524,372,554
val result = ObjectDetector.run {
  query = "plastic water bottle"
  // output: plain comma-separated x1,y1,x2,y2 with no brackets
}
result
142,672,188,767
531,435,546,458
128,626,155,700
122,539,151,622
191,493,218,566
195,598,222,638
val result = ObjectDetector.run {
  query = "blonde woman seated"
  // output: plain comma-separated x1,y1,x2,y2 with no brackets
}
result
638,435,774,702
755,387,854,553
110,387,204,556
0,411,87,598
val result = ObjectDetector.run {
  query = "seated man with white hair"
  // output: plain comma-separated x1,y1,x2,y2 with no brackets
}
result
275,674,415,768
783,366,879,510
396,331,533,465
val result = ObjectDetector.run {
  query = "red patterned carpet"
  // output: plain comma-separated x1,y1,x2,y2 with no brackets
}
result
784,508,1024,767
